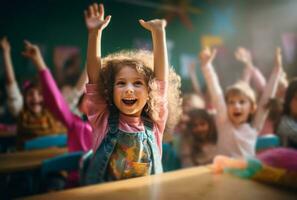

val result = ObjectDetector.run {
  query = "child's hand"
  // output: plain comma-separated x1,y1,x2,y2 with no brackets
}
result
199,47,217,67
22,40,46,70
139,19,167,33
84,3,111,33
235,47,252,66
21,40,41,60
275,47,282,69
0,37,11,52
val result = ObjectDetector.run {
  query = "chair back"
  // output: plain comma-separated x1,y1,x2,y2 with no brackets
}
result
256,134,280,152
41,151,84,177
24,134,67,150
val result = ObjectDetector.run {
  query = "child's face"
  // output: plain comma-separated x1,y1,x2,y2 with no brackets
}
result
113,66,149,117
290,93,297,118
25,87,43,115
226,94,253,126
192,118,210,137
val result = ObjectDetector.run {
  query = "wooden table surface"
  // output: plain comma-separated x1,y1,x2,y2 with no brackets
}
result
24,166,296,200
0,147,67,173
0,130,16,138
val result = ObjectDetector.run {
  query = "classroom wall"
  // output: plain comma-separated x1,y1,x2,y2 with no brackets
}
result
1,0,297,91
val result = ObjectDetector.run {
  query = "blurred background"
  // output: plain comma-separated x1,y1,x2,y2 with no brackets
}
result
1,0,297,91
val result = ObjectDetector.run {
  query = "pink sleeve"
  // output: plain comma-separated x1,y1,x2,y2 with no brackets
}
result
152,80,168,153
39,69,74,129
201,65,227,124
242,67,252,83
85,84,109,150
253,65,282,131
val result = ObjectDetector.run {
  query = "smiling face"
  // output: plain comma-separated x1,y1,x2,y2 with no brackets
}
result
113,66,149,117
191,118,210,138
226,93,254,126
25,87,43,115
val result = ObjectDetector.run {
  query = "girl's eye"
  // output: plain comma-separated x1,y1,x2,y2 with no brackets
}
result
134,81,144,86
116,81,125,86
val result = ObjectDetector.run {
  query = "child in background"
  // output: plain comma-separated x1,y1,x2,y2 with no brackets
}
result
0,37,66,148
235,46,288,135
180,108,217,167
21,40,93,153
199,47,283,158
277,78,297,148
83,3,181,184
235,47,266,95
212,148,297,190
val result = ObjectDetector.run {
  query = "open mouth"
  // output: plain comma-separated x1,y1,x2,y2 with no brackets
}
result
122,98,137,106
233,112,242,117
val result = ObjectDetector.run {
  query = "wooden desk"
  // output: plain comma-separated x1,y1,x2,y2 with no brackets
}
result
0,131,16,138
24,166,296,200
0,147,67,173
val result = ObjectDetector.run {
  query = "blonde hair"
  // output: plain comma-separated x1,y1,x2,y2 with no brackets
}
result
98,50,182,132
225,81,257,121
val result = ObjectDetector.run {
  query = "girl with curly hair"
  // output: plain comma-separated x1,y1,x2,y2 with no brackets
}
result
83,3,181,184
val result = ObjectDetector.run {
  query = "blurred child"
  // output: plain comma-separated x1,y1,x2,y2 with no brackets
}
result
0,37,66,148
235,47,266,95
277,78,297,148
82,3,181,184
180,108,217,167
199,47,282,158
22,40,93,153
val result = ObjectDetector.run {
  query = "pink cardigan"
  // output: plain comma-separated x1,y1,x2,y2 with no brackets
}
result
39,69,93,152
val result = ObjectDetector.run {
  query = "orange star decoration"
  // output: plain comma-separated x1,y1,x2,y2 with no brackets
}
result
159,0,202,30
116,0,201,30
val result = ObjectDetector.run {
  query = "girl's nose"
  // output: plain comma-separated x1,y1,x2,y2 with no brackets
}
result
125,84,134,94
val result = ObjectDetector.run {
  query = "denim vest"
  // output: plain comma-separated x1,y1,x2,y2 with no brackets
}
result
83,109,163,185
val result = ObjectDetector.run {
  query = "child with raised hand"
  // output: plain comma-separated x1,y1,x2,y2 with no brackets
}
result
277,78,297,148
199,47,283,158
235,47,266,94
21,40,93,153
1,37,66,148
83,3,181,184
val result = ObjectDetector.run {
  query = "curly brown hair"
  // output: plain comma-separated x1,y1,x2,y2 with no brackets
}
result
98,49,182,132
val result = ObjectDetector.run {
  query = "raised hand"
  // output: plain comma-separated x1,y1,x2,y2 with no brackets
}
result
22,40,41,60
199,47,217,67
139,19,167,33
0,37,11,52
235,47,252,65
84,3,111,33
22,40,46,70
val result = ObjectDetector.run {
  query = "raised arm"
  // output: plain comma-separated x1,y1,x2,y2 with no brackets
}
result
199,48,227,122
84,3,111,84
188,61,203,96
235,47,266,93
139,19,168,81
0,37,23,117
253,48,283,131
22,40,74,128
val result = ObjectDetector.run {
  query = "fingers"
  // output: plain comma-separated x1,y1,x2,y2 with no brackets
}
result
138,19,148,29
88,4,95,18
98,3,104,19
103,15,111,26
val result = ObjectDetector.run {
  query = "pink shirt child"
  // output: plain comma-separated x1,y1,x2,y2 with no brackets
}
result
39,68,93,152
85,80,168,155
